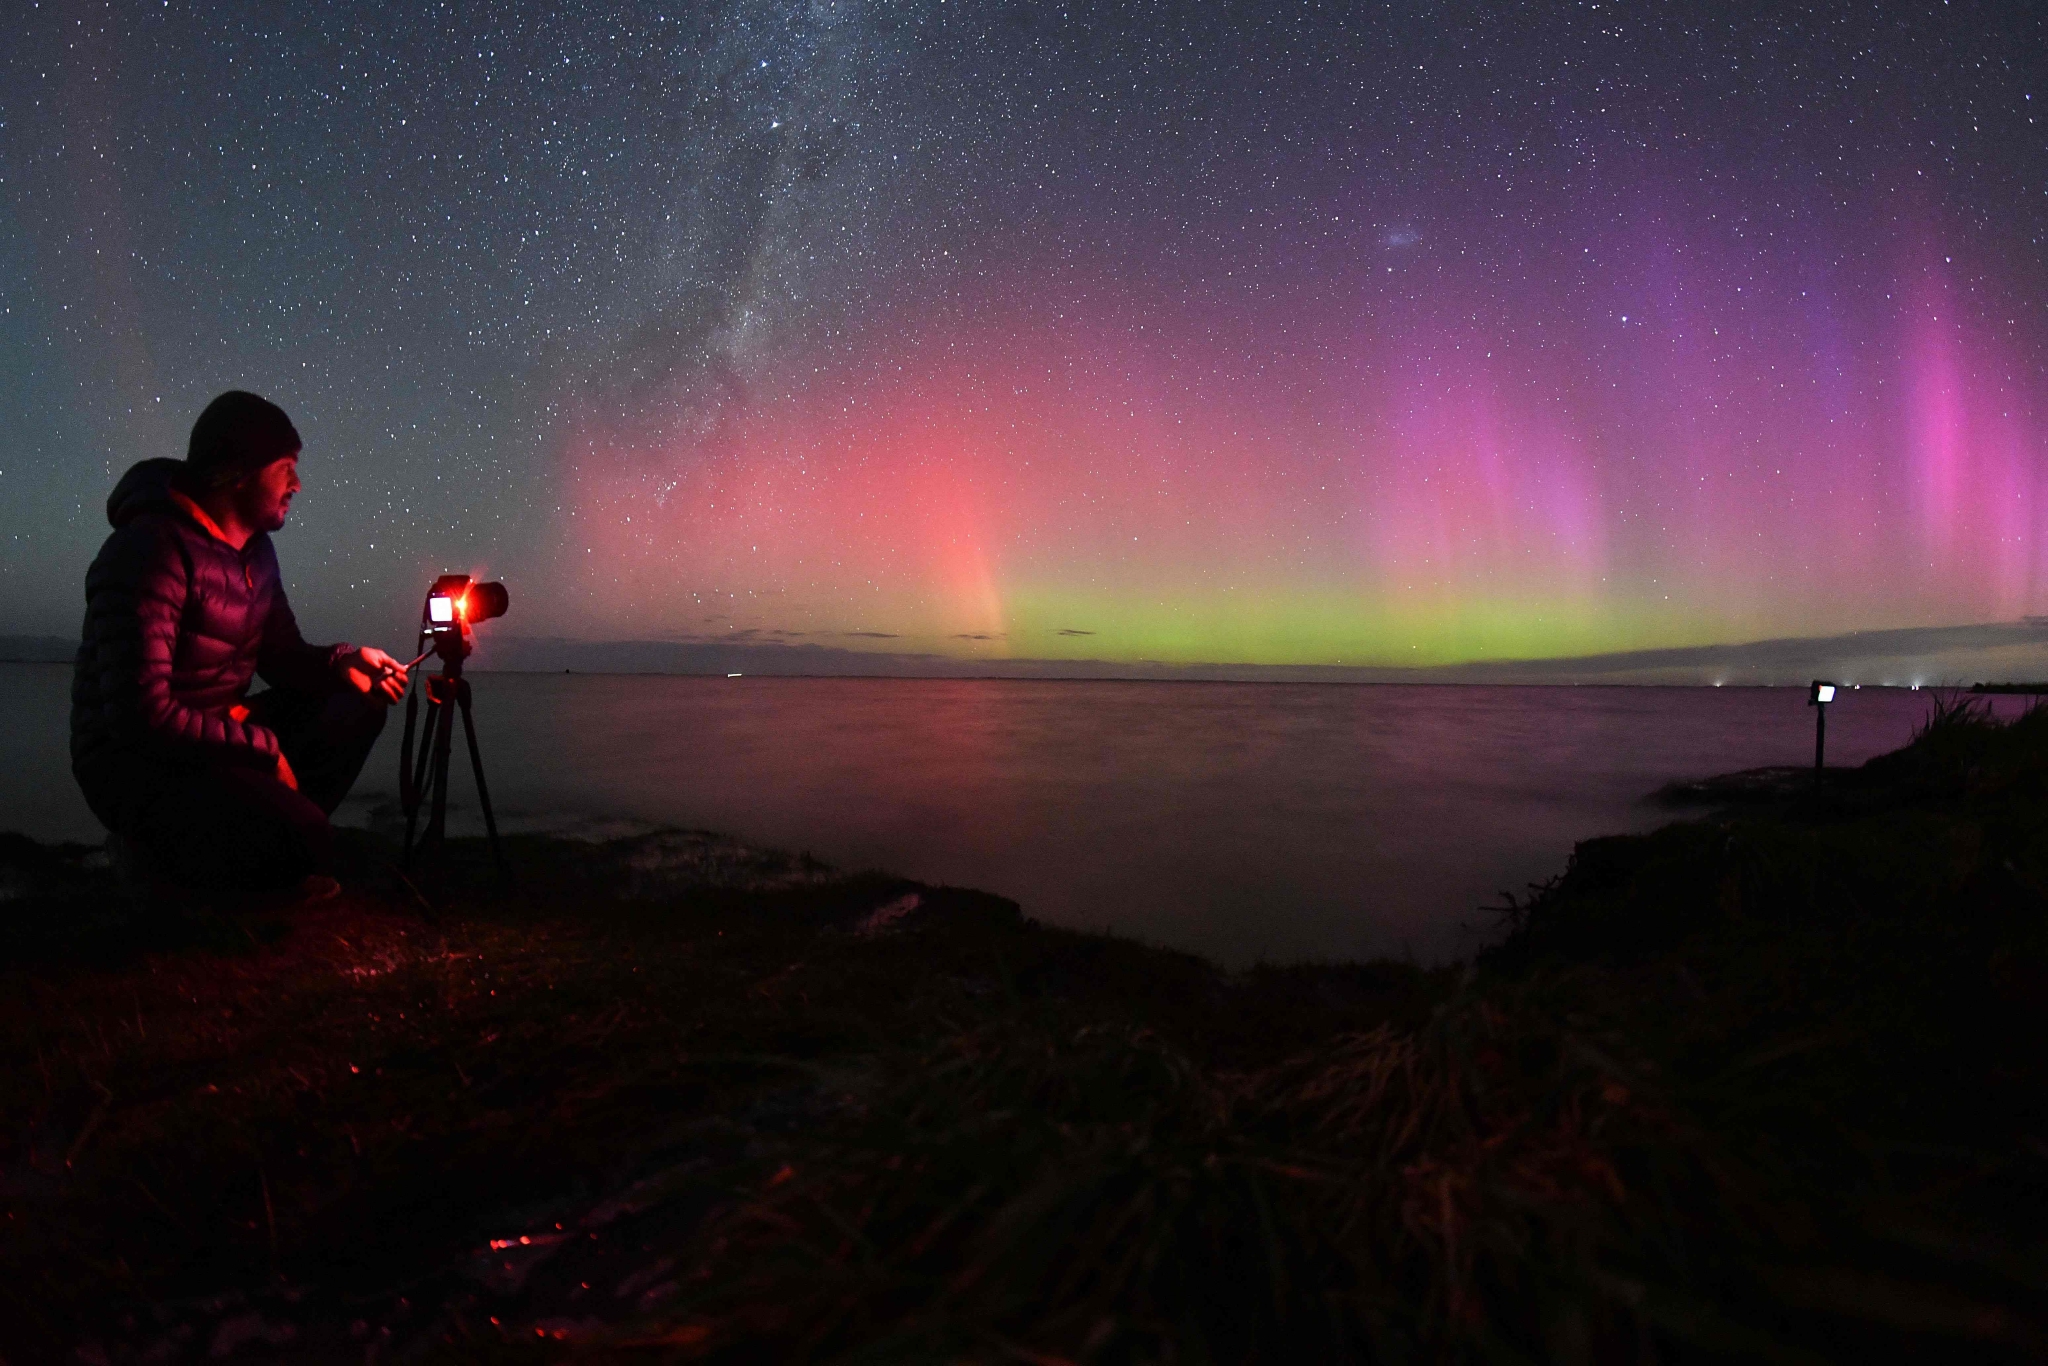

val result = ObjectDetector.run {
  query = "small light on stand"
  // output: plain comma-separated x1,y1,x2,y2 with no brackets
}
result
1808,680,1837,779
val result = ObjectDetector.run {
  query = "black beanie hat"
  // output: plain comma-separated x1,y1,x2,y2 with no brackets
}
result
184,391,301,490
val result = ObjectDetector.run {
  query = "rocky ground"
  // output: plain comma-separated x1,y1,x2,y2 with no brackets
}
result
3,697,2046,1362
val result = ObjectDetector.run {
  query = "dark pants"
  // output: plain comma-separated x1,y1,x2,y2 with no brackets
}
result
112,689,387,889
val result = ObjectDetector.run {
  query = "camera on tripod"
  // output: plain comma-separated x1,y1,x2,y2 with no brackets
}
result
401,574,512,876
422,574,509,647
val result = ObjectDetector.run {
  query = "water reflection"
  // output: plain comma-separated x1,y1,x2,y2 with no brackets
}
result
0,666,2009,966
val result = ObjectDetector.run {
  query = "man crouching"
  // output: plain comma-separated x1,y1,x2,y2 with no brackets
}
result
71,391,409,894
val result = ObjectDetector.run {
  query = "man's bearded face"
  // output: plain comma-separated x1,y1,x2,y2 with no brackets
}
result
236,454,301,533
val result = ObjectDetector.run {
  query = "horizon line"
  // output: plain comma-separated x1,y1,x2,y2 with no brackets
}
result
4,617,2046,684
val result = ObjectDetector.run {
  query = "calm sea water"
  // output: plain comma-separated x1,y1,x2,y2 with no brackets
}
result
3,664,2011,966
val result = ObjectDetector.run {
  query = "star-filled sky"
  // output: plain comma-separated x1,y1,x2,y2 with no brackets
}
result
3,0,2045,667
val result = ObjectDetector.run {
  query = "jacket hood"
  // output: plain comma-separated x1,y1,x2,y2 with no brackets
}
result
106,459,189,529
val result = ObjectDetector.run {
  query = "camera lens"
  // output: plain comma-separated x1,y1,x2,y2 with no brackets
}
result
469,581,510,622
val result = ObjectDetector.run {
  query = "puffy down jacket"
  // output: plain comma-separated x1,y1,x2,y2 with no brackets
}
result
71,459,349,826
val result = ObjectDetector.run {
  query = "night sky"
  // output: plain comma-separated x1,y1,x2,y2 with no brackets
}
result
4,1,2045,668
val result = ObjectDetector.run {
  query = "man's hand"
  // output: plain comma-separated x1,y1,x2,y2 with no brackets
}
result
275,751,300,792
341,646,408,703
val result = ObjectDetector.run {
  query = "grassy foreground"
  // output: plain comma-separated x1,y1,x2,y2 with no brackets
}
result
3,700,2046,1363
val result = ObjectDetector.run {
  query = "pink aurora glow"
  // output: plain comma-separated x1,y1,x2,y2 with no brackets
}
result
553,239,2048,665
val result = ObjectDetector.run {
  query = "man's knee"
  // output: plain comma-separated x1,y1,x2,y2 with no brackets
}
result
284,689,389,815
322,688,387,748
359,691,389,741
256,684,382,744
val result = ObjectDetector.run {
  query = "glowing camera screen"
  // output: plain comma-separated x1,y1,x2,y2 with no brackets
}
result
428,595,457,624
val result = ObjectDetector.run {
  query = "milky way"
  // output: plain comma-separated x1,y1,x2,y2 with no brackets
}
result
4,1,2044,666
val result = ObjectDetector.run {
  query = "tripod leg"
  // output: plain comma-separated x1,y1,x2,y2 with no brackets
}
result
399,681,420,813
405,689,443,866
426,680,457,851
401,688,434,872
413,699,441,812
456,679,508,878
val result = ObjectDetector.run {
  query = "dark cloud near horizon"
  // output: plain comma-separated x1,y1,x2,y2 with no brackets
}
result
1455,621,2048,684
